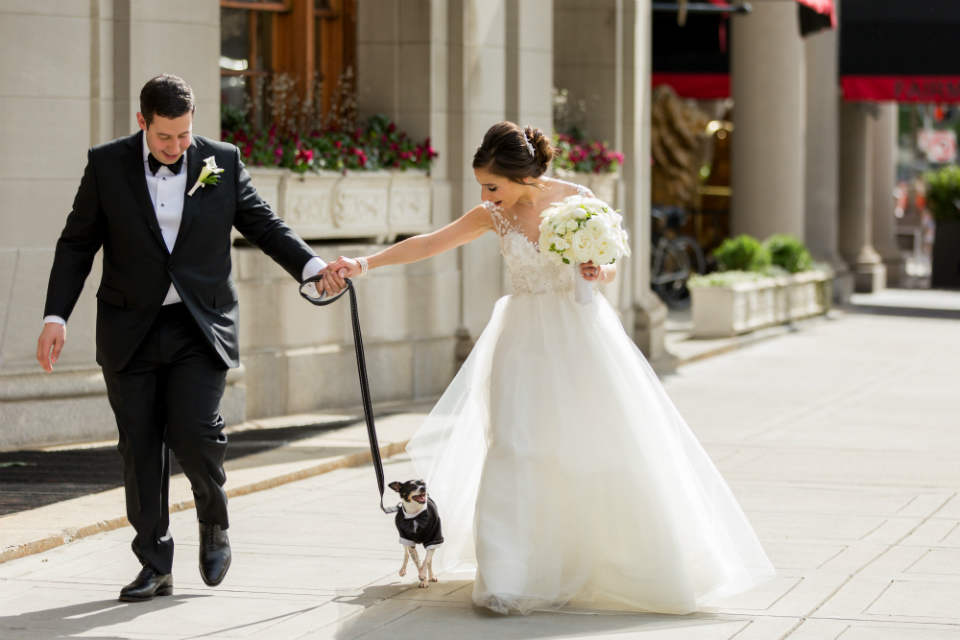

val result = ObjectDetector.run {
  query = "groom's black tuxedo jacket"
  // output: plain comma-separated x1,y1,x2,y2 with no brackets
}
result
44,132,316,371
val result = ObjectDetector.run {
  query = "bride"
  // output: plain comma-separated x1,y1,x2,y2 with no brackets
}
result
324,122,775,615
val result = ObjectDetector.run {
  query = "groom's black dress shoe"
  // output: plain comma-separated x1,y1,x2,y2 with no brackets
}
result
199,522,231,586
119,565,173,602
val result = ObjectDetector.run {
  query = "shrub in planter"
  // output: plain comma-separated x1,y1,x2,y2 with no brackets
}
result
925,165,960,222
924,164,960,288
713,235,771,272
764,234,813,274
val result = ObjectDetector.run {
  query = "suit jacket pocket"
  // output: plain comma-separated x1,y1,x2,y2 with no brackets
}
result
214,286,238,308
96,284,126,308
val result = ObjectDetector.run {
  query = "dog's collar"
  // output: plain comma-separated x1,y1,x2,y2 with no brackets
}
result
401,502,427,519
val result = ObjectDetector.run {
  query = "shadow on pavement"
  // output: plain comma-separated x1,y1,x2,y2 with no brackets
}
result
846,304,960,320
0,422,352,516
0,594,207,639
329,581,726,640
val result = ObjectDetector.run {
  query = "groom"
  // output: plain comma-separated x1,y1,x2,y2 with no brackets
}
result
36,74,343,602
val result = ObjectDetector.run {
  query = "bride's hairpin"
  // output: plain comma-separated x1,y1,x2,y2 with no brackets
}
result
523,131,535,158
477,136,485,151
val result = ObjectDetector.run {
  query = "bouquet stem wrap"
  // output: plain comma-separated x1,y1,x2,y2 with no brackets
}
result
574,262,594,304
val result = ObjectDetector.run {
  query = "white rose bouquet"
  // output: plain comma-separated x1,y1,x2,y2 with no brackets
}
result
538,195,631,303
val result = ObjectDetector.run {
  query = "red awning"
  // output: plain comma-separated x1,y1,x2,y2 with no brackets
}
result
652,73,730,100
796,0,836,27
840,1,960,102
843,76,960,103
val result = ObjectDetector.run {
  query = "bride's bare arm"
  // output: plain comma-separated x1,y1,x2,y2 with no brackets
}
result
327,205,493,277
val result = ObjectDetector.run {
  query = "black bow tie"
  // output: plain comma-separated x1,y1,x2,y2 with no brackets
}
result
147,153,184,176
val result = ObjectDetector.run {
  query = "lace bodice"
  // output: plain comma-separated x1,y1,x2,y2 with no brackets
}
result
484,180,591,295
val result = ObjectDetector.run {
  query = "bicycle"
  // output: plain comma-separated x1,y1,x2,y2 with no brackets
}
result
650,206,706,309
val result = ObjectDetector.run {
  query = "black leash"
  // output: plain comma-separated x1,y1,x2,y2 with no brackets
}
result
299,275,390,514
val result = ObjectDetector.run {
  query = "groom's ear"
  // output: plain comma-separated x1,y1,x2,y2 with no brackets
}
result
388,481,403,493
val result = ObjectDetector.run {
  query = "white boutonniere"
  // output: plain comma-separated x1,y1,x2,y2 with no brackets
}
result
188,156,225,196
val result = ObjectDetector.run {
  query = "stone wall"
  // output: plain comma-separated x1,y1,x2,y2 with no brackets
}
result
0,1,235,449
234,242,460,418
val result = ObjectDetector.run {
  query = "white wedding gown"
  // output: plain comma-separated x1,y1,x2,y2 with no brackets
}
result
406,182,775,615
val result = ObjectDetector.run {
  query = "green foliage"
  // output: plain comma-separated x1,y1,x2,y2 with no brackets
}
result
220,104,248,134
713,235,771,272
924,165,960,222
764,234,813,274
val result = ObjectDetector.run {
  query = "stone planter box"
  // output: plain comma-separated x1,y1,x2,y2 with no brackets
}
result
690,271,832,339
554,170,619,208
241,168,433,243
931,219,960,289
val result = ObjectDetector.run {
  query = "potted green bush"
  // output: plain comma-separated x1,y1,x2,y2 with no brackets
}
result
688,234,831,338
925,165,960,288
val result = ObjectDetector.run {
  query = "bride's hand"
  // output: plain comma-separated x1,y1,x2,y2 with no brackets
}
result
328,256,362,279
580,261,605,282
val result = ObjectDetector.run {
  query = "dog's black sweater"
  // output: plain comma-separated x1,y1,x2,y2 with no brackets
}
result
395,498,444,549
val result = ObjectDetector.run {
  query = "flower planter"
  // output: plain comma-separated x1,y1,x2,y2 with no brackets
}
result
931,219,960,289
240,168,433,243
387,169,433,241
554,170,619,208
690,271,832,339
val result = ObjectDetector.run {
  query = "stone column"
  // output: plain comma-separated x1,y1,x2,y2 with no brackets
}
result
623,0,666,360
113,0,220,138
871,102,904,287
804,25,852,302
553,0,665,360
505,0,553,132
448,0,508,343
730,0,806,241
839,102,885,293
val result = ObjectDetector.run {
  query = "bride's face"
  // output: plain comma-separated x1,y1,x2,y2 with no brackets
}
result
475,167,527,209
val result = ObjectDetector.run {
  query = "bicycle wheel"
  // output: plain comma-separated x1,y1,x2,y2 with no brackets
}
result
674,236,706,275
651,240,693,309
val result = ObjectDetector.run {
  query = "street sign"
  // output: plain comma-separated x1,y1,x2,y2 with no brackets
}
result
918,129,957,163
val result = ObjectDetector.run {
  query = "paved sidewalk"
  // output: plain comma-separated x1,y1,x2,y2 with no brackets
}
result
1,302,959,639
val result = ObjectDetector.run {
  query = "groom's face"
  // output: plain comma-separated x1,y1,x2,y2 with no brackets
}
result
137,111,193,165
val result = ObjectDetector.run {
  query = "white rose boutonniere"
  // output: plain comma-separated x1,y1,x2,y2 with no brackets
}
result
188,156,225,196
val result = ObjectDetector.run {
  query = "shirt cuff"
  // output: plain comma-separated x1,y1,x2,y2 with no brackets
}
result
301,256,328,298
43,316,67,327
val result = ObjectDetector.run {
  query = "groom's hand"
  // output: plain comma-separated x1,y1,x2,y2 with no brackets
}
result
37,323,66,373
319,266,346,297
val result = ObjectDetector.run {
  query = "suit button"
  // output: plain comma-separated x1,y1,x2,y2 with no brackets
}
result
168,264,174,271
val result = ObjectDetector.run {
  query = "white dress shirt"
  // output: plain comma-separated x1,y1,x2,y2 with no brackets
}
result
44,132,325,326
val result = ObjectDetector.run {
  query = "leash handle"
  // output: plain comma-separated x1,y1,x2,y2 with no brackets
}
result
299,275,390,514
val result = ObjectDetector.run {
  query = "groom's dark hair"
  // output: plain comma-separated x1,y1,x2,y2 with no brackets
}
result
139,74,196,127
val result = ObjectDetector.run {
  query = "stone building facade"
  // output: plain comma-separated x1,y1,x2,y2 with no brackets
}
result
0,0,897,449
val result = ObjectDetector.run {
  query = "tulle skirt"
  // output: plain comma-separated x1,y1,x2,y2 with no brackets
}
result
406,291,775,615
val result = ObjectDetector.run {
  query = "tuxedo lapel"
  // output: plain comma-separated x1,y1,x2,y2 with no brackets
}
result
172,137,204,255
122,133,168,253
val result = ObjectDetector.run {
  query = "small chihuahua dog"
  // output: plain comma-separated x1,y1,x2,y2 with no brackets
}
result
387,479,443,588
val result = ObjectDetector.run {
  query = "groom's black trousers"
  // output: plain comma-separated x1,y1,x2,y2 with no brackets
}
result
102,303,230,575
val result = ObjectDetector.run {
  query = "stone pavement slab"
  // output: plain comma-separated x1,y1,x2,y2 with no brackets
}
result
1,302,960,638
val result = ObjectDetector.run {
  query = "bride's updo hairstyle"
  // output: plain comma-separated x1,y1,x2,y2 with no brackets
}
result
473,122,556,183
